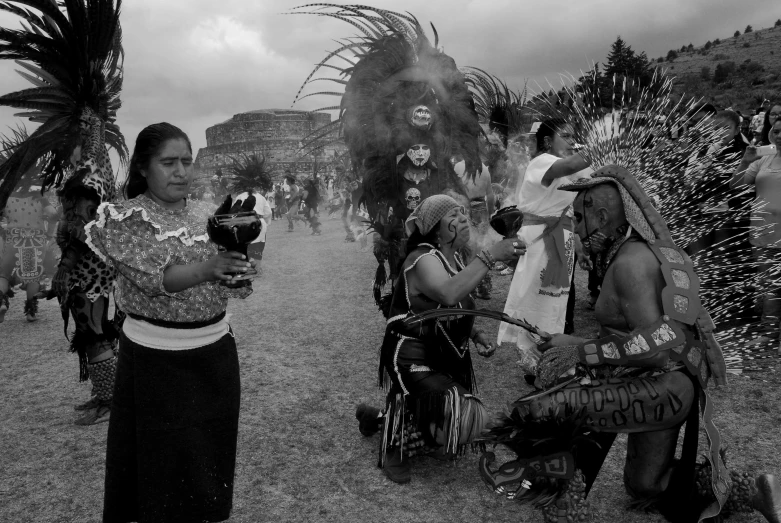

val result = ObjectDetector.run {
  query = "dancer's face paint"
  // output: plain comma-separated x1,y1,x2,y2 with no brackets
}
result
573,191,601,254
406,144,431,167
438,206,469,249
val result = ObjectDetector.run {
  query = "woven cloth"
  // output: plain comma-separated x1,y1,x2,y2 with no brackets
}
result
405,194,461,236
524,209,574,289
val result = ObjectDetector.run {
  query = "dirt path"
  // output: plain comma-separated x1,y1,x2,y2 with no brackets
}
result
0,215,778,522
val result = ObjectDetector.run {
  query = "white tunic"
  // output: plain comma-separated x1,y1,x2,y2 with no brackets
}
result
497,154,585,368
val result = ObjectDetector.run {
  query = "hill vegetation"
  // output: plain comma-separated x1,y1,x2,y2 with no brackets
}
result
653,21,781,112
576,21,781,114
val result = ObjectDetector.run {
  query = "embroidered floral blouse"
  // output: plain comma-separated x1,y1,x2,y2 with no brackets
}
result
85,194,251,322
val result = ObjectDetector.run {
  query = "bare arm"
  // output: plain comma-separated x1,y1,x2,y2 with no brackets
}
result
408,238,521,306
612,244,675,368
541,154,590,187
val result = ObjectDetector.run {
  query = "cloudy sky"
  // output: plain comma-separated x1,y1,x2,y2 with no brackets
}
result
0,0,778,170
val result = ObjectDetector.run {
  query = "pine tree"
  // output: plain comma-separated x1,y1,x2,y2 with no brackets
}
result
687,43,694,52
704,40,712,50
714,38,721,45
604,36,634,76
667,49,678,61
745,25,753,33
775,19,781,27
734,30,741,38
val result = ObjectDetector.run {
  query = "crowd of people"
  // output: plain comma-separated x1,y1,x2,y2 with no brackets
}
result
1,3,780,522
1,101,779,523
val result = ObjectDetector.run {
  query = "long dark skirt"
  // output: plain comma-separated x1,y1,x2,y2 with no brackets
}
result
103,332,240,523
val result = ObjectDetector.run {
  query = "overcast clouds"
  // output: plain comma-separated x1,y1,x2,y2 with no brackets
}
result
0,0,779,168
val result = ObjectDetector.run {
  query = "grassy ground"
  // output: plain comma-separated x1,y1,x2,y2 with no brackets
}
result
0,216,779,522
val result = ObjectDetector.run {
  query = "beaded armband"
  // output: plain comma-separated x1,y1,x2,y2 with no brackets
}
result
578,315,712,388
475,252,492,269
579,316,686,366
481,249,496,266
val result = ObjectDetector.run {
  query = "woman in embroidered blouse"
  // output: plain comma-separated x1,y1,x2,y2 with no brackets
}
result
356,195,521,484
87,123,256,523
731,118,781,352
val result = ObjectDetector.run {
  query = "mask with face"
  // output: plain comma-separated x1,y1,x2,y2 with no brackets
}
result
406,144,430,167
409,105,432,130
405,187,421,210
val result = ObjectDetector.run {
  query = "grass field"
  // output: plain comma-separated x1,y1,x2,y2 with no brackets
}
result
0,216,779,522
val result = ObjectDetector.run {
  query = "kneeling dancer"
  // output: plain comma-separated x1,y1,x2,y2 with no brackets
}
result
479,165,781,523
358,195,521,483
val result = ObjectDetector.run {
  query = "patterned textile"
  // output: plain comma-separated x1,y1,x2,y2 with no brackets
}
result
1,227,47,283
4,195,50,230
404,195,461,236
85,194,251,323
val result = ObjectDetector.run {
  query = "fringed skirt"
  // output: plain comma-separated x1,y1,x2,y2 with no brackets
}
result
379,334,487,466
103,332,240,523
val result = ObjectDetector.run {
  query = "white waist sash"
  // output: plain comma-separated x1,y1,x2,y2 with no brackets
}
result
123,315,231,351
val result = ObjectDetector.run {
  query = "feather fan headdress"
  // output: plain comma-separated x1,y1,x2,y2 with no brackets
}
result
538,69,778,372
462,67,531,147
0,0,127,211
289,4,481,213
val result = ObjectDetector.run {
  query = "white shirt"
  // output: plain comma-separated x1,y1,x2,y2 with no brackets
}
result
235,192,272,243
517,154,584,217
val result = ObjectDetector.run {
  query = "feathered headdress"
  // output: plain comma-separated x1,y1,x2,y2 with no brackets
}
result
0,0,127,211
289,4,481,216
539,69,776,372
463,67,531,147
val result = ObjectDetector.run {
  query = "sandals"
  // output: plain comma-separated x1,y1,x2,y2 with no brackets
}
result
74,403,110,426
74,396,101,411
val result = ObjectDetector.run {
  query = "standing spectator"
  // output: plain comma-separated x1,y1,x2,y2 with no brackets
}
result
731,117,781,351
274,184,286,220
236,190,272,264
739,111,752,138
751,102,770,143
758,102,780,146
284,175,302,232
266,187,277,220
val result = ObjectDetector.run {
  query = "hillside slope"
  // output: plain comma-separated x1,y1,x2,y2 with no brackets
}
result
653,25,781,111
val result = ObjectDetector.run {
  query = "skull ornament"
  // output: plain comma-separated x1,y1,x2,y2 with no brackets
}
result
405,188,421,210
409,105,432,129
406,144,431,167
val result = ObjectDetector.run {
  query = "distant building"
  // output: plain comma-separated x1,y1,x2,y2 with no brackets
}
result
194,109,346,181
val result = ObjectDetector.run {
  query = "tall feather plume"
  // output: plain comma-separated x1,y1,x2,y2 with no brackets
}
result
0,0,127,211
289,3,482,216
463,66,532,146
532,69,778,372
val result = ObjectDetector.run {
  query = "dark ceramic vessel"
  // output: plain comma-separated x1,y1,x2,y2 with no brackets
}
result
489,206,523,239
207,211,262,288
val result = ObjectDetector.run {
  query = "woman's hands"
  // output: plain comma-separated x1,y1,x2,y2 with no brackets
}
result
472,331,496,358
488,238,525,263
741,146,760,165
202,251,257,283
163,251,257,293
